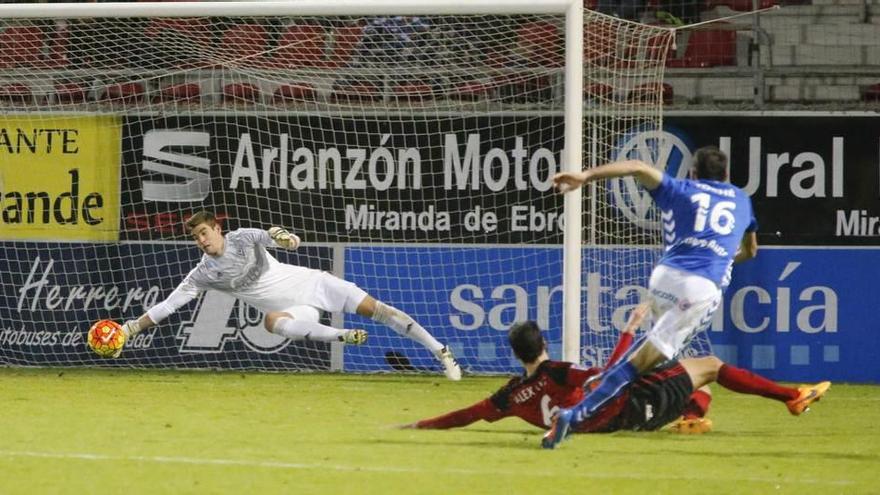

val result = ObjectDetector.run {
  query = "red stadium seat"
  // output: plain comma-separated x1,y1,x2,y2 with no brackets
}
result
223,82,260,103
144,18,212,42
267,24,327,68
705,0,777,11
218,24,268,66
584,21,616,65
156,83,201,103
327,25,363,68
618,28,672,69
331,81,379,103
55,82,87,104
273,83,317,102
0,83,32,104
103,82,145,104
862,83,880,102
666,28,736,68
518,21,562,67
0,26,44,68
491,73,552,103
448,81,493,101
392,83,435,102
585,83,614,101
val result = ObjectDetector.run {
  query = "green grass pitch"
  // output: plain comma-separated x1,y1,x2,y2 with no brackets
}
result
0,368,876,494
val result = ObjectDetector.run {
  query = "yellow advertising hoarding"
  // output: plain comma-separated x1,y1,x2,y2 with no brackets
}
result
0,115,120,241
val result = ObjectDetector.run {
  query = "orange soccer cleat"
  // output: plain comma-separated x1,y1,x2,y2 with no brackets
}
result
669,417,713,434
786,381,831,416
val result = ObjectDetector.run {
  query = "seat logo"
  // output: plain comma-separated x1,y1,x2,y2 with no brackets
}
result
142,130,211,202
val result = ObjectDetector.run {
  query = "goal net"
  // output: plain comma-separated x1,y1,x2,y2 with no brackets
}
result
0,3,700,373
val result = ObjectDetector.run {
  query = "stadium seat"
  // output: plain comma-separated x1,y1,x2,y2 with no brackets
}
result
330,81,379,103
156,83,201,103
273,83,317,103
392,83,435,102
102,82,145,104
0,26,44,68
327,24,364,68
583,21,616,65
223,82,261,103
627,82,674,104
54,82,88,104
218,24,268,66
518,21,562,67
862,83,880,102
448,81,493,101
492,73,552,103
144,18,212,42
266,24,327,68
613,29,670,70
0,83,32,104
142,18,213,69
666,28,736,68
484,49,519,69
585,83,614,101
704,0,777,11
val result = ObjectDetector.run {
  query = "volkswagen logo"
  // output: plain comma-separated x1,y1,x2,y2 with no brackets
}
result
609,127,693,230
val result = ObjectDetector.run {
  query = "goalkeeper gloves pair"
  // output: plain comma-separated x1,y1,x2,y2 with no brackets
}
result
268,227,301,250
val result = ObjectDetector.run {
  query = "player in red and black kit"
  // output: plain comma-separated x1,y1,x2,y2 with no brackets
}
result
405,304,830,434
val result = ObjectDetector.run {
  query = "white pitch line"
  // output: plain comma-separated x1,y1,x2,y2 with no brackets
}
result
719,396,880,401
0,450,855,487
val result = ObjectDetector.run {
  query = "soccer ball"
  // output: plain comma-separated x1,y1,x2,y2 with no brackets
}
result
87,320,125,358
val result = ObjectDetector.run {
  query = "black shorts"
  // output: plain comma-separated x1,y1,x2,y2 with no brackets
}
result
618,360,694,431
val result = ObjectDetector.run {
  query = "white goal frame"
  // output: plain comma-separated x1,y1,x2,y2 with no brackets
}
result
0,0,585,364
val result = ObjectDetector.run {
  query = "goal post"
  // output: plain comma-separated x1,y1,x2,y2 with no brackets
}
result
0,1,686,373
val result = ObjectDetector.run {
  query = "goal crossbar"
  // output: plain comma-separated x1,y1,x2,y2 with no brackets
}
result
0,1,576,18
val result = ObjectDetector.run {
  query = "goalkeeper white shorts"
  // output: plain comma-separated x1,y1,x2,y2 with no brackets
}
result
300,272,368,315
645,264,721,360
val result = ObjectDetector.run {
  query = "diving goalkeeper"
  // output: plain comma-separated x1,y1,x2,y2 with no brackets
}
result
104,210,461,380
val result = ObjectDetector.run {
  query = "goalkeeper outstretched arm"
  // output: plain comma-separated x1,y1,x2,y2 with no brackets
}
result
110,279,200,356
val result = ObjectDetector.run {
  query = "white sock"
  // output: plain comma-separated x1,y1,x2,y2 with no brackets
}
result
372,302,443,353
272,317,345,343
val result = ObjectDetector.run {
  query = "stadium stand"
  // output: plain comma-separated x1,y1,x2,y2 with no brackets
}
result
1,2,878,110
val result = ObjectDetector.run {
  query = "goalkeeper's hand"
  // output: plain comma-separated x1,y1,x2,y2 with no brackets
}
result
111,320,139,358
268,226,301,250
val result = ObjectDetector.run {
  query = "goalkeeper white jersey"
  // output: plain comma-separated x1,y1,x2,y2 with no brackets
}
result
147,228,322,323
188,228,276,292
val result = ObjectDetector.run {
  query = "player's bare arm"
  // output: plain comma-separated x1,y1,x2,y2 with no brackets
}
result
623,303,650,335
734,231,758,263
553,160,663,194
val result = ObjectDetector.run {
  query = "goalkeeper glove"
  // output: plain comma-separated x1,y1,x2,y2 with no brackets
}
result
268,226,301,249
112,320,140,358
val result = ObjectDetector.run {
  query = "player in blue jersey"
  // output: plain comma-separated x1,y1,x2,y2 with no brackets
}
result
542,146,759,448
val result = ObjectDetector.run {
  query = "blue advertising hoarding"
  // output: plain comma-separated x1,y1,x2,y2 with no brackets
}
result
342,246,879,383
1,242,334,370
710,247,880,383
